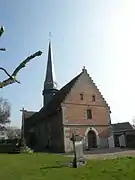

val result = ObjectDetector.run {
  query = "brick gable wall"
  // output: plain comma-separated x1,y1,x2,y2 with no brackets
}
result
61,71,112,152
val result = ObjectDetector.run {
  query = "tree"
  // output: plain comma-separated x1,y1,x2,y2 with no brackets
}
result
6,127,21,139
0,97,11,126
0,25,42,88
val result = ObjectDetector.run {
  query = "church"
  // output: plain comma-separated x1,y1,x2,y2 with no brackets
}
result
23,41,114,153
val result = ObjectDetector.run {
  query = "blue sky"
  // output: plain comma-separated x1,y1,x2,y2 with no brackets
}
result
1,0,135,127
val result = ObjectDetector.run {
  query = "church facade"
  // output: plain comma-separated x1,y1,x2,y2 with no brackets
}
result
23,41,114,152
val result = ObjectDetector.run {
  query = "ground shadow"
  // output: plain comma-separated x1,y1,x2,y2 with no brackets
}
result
40,161,73,170
40,165,66,170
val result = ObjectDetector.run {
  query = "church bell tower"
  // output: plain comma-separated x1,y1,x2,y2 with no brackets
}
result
42,40,58,106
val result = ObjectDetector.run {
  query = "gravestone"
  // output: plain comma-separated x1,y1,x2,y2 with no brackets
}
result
75,141,83,159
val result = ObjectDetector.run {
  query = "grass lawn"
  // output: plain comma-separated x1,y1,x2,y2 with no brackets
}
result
0,153,135,180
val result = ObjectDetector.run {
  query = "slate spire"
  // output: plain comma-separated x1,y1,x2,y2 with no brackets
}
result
42,39,58,106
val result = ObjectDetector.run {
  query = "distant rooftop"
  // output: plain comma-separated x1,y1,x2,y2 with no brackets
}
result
112,122,133,132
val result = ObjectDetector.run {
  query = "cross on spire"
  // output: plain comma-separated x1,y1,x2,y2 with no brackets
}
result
49,32,52,41
82,66,87,73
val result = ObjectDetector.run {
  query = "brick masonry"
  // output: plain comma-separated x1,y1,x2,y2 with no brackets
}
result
62,70,112,152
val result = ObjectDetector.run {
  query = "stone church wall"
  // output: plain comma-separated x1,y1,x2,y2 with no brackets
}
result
35,122,48,151
25,109,64,152
43,109,65,152
63,126,110,152
50,111,64,152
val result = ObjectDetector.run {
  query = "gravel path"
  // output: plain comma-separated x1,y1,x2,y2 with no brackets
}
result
85,150,135,159
66,148,135,159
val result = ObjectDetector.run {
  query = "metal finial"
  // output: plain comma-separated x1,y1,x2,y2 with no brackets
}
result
82,66,87,72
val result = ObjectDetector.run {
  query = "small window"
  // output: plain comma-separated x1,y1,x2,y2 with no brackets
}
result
80,93,83,100
87,109,92,119
92,95,96,102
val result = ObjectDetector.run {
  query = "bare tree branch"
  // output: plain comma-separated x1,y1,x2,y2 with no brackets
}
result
0,26,6,51
0,67,11,78
0,25,42,88
0,48,6,51
0,51,42,88
12,51,42,76
0,26,4,37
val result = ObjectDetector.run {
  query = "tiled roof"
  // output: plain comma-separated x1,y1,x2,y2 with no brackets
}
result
112,122,133,132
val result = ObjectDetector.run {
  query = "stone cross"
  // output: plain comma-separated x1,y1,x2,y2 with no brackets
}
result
71,133,84,168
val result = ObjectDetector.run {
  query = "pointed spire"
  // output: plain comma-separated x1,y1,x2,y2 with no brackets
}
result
42,36,58,106
44,39,57,89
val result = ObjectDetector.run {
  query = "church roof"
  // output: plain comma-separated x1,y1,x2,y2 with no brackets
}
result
27,67,109,127
41,72,82,113
27,72,82,125
23,111,36,120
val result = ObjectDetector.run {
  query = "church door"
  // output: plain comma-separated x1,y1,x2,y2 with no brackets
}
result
88,130,97,149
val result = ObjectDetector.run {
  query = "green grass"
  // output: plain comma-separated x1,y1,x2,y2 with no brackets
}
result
0,153,135,180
